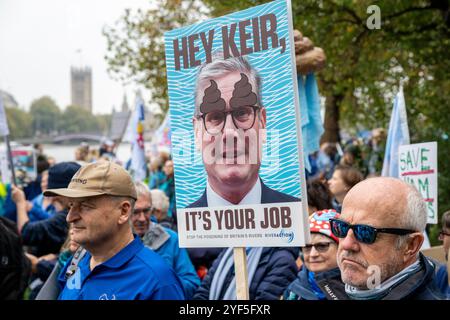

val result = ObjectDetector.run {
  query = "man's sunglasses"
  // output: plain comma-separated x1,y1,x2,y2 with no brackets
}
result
302,242,334,253
329,218,416,244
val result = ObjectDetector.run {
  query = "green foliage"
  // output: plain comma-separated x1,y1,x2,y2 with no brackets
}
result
5,96,113,139
103,0,208,114
96,114,113,135
203,0,450,242
59,105,101,134
29,96,61,136
102,0,450,239
4,106,32,139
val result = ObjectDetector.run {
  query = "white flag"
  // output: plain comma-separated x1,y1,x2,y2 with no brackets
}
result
0,95,10,136
129,96,147,182
381,86,410,177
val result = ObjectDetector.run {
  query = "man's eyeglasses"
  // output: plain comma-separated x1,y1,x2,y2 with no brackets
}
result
199,106,260,135
302,242,334,253
132,207,153,216
438,230,450,241
329,218,416,244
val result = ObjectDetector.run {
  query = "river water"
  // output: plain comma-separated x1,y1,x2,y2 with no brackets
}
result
42,143,132,163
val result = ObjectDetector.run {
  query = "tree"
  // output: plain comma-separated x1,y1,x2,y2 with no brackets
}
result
59,105,100,134
29,96,61,136
4,106,32,139
203,0,450,244
95,114,113,135
103,0,450,242
103,0,208,114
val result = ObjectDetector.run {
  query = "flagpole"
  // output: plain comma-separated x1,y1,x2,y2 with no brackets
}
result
4,134,16,186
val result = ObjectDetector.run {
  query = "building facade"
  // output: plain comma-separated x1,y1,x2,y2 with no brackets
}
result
70,67,92,112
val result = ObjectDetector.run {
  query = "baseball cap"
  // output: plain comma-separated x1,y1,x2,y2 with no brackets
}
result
309,209,340,243
47,162,81,190
44,161,137,200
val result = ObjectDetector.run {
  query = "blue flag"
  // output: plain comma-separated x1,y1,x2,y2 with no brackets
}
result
298,74,324,172
381,86,410,177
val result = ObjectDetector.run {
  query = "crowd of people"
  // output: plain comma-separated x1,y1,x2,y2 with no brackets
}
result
0,135,448,301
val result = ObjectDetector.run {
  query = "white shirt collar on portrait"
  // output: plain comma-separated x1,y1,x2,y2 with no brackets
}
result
206,178,262,206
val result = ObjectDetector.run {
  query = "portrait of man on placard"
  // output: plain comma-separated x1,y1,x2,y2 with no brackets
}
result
187,55,300,209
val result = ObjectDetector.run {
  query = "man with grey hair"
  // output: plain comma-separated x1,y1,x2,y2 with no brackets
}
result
131,182,200,299
186,55,300,277
151,189,176,230
314,177,444,300
189,55,299,207
186,55,300,300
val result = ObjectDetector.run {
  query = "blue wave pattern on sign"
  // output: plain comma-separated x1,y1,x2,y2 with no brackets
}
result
165,0,302,208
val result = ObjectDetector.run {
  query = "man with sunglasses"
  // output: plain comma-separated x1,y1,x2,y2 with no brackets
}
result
131,182,200,299
315,177,444,300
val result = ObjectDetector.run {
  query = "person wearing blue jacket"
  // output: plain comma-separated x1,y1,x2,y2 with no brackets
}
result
11,162,81,257
132,182,200,299
193,245,298,300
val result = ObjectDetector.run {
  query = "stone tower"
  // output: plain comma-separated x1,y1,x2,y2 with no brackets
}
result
70,66,92,112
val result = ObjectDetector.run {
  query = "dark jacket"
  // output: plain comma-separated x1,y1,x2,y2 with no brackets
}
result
193,246,298,300
21,209,69,257
187,178,300,209
435,263,449,298
283,267,341,300
315,253,445,300
187,179,300,271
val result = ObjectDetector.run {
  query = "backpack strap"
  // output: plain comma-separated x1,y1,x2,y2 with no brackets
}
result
36,247,87,300
64,246,87,280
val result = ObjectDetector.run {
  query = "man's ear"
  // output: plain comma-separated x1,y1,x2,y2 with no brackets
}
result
260,107,267,129
403,232,424,262
193,117,202,152
259,108,267,145
118,200,132,225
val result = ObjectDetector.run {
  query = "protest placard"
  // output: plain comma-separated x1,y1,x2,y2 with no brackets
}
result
5,146,37,187
165,0,309,248
399,142,437,224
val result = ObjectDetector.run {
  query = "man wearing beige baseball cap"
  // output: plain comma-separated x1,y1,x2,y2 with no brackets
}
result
43,161,185,300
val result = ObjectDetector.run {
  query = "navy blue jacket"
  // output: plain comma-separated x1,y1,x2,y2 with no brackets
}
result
435,263,449,298
187,178,300,208
193,246,298,300
187,179,300,270
315,253,445,300
21,210,69,257
283,267,341,300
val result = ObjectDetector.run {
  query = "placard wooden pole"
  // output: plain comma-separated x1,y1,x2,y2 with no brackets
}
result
233,247,249,300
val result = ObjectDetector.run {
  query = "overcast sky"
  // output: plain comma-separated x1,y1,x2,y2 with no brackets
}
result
0,0,153,114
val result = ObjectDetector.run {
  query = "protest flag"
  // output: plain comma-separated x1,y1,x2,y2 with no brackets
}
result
298,73,324,172
128,95,147,182
381,85,410,178
0,95,16,185
382,86,431,248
